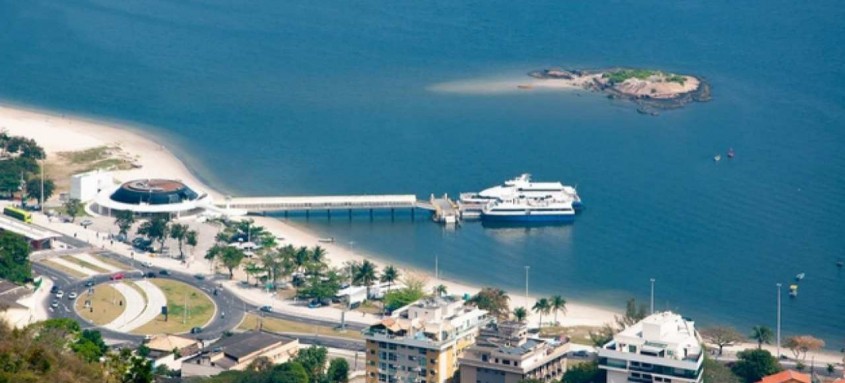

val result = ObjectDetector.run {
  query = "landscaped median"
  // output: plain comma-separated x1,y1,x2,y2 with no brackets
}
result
75,283,126,325
131,279,215,335
238,313,362,340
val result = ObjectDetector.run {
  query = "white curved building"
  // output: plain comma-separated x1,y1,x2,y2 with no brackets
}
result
91,179,213,217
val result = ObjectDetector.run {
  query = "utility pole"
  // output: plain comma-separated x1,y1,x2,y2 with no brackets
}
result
650,278,656,314
776,283,782,359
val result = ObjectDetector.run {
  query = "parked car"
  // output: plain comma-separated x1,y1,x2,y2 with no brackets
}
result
131,237,152,252
55,290,64,298
158,269,170,276
194,274,206,280
190,327,203,334
50,285,60,294
145,272,156,278
80,219,93,227
68,292,78,300
307,300,322,309
110,273,125,281
259,305,273,313
84,280,95,287
143,261,153,268
50,300,59,308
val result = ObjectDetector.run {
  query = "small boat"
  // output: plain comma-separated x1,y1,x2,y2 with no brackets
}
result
789,284,798,297
795,272,805,281
317,237,335,243
727,148,735,159
517,84,534,90
713,154,722,162
836,261,843,268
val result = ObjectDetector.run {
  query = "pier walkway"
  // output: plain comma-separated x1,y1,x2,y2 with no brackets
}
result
217,195,428,216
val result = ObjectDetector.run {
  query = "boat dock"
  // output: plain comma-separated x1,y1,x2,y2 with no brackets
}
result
428,194,459,224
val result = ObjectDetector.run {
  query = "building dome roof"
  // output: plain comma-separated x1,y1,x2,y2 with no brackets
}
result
109,179,200,205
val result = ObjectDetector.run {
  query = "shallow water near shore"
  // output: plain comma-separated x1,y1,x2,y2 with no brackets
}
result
1,0,844,345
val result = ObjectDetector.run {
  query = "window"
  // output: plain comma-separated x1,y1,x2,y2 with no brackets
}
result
628,345,636,353
503,360,511,365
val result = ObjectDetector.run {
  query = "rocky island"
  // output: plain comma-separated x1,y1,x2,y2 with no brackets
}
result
527,67,711,114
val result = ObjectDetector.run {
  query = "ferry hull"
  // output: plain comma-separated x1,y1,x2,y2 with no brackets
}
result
480,213,575,223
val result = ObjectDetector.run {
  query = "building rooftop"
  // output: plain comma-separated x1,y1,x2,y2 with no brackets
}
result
211,331,292,360
756,370,811,383
365,295,488,347
146,334,200,353
603,311,701,363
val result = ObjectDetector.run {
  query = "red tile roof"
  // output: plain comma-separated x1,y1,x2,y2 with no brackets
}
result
757,370,811,383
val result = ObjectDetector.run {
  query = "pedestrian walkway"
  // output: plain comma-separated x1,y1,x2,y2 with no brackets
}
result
103,282,144,332
72,253,123,272
118,280,167,332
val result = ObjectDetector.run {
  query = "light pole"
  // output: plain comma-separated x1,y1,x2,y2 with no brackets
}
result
776,283,782,359
524,266,530,305
650,278,656,314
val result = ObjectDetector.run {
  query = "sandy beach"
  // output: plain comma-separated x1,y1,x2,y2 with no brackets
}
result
1,102,619,328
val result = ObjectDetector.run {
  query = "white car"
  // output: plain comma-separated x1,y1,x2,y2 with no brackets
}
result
144,261,153,268
68,292,78,300
55,291,64,298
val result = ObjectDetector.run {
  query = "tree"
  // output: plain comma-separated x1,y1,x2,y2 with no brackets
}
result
64,198,84,222
731,349,781,383
532,298,551,328
381,265,399,294
615,298,647,329
300,271,342,303
244,262,264,285
562,360,605,383
114,210,135,238
702,355,742,383
126,354,153,383
269,361,309,383
468,287,510,319
750,326,774,349
25,177,54,204
588,324,616,347
784,335,825,360
0,232,32,283
353,259,379,298
434,284,447,297
247,356,274,373
384,284,426,312
550,295,567,325
293,346,328,383
327,357,350,383
513,307,528,322
137,214,170,252
186,230,198,257
701,326,745,355
169,223,189,258
219,246,246,279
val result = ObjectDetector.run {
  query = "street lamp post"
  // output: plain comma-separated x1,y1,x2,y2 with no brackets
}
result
776,283,782,359
650,278,656,314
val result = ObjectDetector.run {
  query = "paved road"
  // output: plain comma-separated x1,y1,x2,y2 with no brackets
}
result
36,235,367,349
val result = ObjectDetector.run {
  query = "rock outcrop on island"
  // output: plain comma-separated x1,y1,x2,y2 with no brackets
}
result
527,67,711,114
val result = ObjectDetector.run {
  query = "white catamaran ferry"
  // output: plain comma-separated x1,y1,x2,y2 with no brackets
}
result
480,196,576,223
459,174,582,219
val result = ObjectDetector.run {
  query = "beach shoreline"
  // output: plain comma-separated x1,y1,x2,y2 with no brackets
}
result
0,101,621,328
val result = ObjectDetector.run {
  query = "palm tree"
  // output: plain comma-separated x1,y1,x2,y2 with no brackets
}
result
169,223,189,259
434,284,447,297
310,246,327,265
533,298,551,329
114,210,135,238
513,307,528,323
354,260,379,298
750,326,774,349
380,265,399,294
244,262,263,285
550,295,567,326
186,230,198,258
294,246,310,274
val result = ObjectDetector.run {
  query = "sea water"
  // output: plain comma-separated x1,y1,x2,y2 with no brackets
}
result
1,0,843,344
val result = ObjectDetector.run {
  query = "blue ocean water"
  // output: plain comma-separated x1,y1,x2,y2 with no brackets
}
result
2,0,843,344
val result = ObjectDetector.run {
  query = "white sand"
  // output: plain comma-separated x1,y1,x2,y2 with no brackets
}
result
2,102,619,328
427,75,598,95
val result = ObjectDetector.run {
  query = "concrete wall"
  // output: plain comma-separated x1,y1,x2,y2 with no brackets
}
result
71,171,113,202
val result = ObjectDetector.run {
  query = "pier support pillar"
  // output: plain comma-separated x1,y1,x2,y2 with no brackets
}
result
391,208,395,221
305,210,310,219
411,208,415,221
369,209,373,220
348,209,352,220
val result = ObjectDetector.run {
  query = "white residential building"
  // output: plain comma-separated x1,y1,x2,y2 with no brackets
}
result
598,311,703,383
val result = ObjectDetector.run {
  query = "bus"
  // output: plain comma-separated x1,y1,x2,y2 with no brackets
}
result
3,206,32,223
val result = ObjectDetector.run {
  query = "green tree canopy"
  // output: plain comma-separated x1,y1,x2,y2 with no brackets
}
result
731,349,782,383
562,360,605,383
0,231,32,283
468,287,510,319
63,198,84,223
703,355,742,383
169,223,189,258
136,214,170,251
114,210,135,237
25,177,55,204
327,357,349,383
750,326,774,349
293,346,328,383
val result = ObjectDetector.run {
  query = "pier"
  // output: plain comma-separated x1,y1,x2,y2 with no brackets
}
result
218,195,427,218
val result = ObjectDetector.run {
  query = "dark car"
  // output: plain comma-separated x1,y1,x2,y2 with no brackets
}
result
259,305,273,313
145,271,156,278
84,280,95,287
50,285,60,294
158,269,170,276
190,327,203,334
194,274,206,280
131,237,153,251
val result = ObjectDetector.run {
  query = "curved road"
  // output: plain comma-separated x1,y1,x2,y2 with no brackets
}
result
35,239,366,348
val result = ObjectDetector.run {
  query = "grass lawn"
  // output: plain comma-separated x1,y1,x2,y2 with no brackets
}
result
61,256,110,273
353,300,383,315
91,253,131,270
131,279,214,335
41,260,89,279
238,313,362,340
539,325,600,345
75,283,125,326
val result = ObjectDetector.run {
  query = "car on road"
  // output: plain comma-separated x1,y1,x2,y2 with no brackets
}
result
84,280,95,287
80,219,93,227
194,274,206,280
50,300,59,308
55,290,64,298
131,237,152,252
259,305,273,313
145,271,156,278
143,261,153,268
50,285,60,294
68,292,78,300
158,269,170,276
307,299,322,309
190,327,203,334
110,273,125,281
